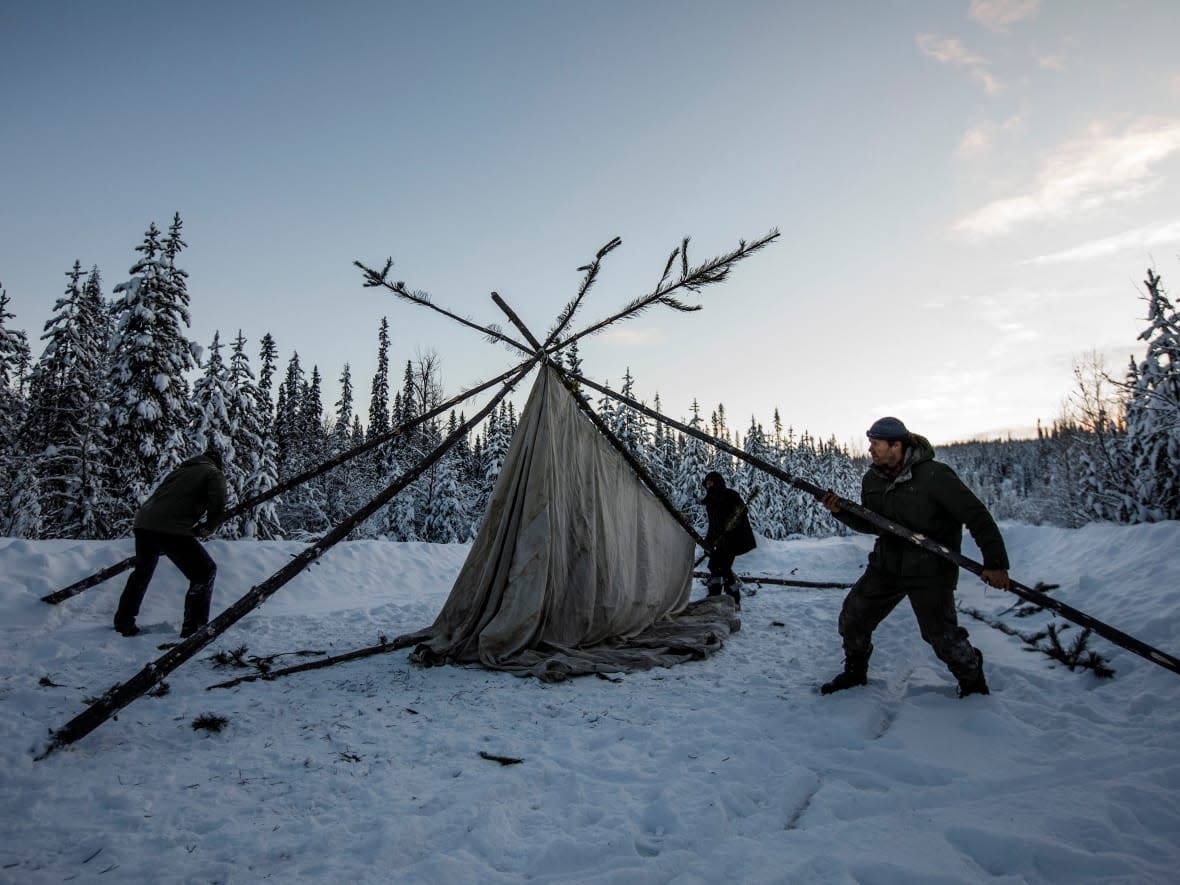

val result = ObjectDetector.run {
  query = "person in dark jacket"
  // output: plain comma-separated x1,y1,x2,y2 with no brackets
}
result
113,448,227,638
817,417,1009,698
702,471,756,610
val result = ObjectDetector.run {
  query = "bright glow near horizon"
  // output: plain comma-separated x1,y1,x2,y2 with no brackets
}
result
3,0,1179,450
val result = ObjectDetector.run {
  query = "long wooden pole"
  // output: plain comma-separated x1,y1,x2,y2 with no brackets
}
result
40,358,533,605
575,370,1180,678
37,361,536,759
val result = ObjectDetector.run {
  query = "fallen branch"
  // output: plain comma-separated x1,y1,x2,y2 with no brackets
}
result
693,572,851,590
206,635,418,690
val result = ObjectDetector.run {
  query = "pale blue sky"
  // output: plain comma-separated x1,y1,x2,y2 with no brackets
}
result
3,0,1179,448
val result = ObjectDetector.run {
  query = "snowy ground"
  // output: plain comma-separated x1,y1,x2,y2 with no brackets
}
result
2,521,1179,884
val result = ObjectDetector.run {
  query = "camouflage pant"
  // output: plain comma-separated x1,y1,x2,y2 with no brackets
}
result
837,568,982,683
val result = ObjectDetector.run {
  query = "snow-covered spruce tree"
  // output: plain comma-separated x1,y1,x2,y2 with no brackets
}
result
0,285,33,534
190,332,234,456
105,219,199,530
21,262,112,538
273,352,325,536
189,332,242,536
611,368,650,464
273,351,304,481
813,435,859,537
325,362,363,528
420,427,469,543
738,417,769,533
283,365,330,537
367,317,394,476
649,393,679,496
3,456,43,538
356,319,393,537
257,333,279,427
672,400,710,533
706,404,734,482
1121,269,1180,521
227,331,280,539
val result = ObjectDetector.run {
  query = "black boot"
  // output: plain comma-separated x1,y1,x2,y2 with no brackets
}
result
181,579,213,638
706,576,724,597
724,583,741,611
821,655,869,695
957,650,990,698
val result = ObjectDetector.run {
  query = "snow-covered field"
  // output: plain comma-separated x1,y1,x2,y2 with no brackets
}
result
2,521,1179,884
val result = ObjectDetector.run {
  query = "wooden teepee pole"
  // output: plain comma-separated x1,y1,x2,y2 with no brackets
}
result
577,370,1180,679
486,293,709,554
36,361,536,759
40,358,533,605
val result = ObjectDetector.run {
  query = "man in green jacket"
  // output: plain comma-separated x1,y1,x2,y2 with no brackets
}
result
113,448,227,638
817,417,1009,698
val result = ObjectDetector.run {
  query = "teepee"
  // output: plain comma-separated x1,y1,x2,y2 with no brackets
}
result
400,365,731,681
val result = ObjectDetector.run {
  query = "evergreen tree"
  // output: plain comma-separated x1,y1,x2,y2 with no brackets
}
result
673,400,710,533
22,262,112,537
611,368,650,463
739,417,768,533
190,332,234,458
273,351,304,479
2,457,43,538
369,318,391,437
0,286,32,534
257,333,279,426
420,442,468,543
227,330,280,539
326,362,361,526
1123,269,1180,521
105,219,198,527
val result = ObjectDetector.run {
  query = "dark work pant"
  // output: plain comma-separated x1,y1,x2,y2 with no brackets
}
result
115,529,216,629
837,568,982,683
707,552,737,590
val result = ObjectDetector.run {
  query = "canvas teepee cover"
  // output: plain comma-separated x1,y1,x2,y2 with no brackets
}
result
404,366,735,681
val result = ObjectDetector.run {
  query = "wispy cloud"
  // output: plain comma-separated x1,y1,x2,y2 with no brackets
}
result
957,126,992,158
969,0,1041,32
955,114,1024,159
916,34,987,67
954,117,1180,238
916,34,1001,95
1024,220,1180,265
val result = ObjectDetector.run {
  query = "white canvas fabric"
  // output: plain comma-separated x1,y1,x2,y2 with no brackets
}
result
403,366,735,680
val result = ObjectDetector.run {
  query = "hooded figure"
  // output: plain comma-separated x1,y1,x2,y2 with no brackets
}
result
113,447,227,638
702,471,756,610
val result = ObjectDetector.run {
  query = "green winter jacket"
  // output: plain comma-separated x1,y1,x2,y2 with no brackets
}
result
832,434,1008,588
133,454,227,536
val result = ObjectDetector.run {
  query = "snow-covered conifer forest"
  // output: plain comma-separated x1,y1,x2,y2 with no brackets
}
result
2,215,1178,541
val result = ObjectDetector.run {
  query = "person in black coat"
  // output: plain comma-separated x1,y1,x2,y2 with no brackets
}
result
816,416,1009,698
113,448,227,639
702,471,756,610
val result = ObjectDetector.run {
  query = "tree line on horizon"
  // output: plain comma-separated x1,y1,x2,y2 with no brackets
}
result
1,216,1177,544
